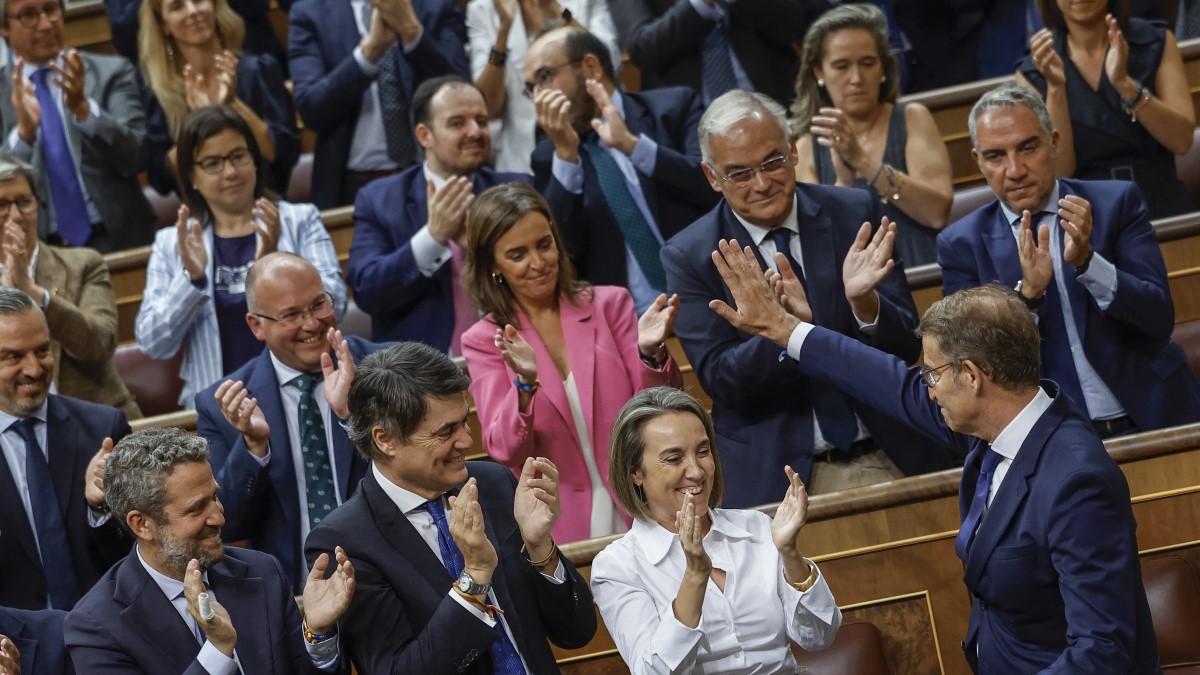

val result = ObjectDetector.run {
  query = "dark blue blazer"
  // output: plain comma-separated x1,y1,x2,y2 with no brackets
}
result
532,86,719,288
794,326,1160,674
305,462,597,674
0,606,72,675
64,547,337,674
194,336,381,593
0,396,131,610
939,178,1200,431
288,0,469,208
661,184,961,508
347,165,531,347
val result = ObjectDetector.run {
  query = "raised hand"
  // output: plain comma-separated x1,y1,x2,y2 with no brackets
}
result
637,293,679,356
213,50,238,106
426,177,474,246
321,327,355,419
183,63,210,111
1104,14,1132,93
534,89,580,162
494,324,537,383
448,479,499,584
771,465,809,555
810,107,868,175
1,222,39,297
842,218,895,305
493,0,517,29
1017,209,1053,299
1058,194,1094,268
85,437,114,511
302,545,356,634
252,198,280,259
677,494,711,575
360,8,399,62
176,205,208,281
587,80,638,155
766,251,812,322
371,0,422,44
514,457,560,552
51,49,88,122
1029,28,1066,88
11,59,40,144
0,633,20,675
213,380,270,457
709,238,800,348
184,559,237,657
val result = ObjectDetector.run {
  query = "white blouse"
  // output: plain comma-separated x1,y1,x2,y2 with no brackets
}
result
590,508,841,674
562,373,628,538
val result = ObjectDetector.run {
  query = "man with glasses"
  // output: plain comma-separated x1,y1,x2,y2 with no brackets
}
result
528,26,718,312
194,252,384,592
0,0,155,253
660,90,961,505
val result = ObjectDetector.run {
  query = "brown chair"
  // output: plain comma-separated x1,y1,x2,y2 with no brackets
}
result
1175,126,1200,207
1172,319,1200,380
1142,556,1200,672
286,153,314,205
143,185,182,230
948,184,996,224
792,621,893,675
113,343,186,417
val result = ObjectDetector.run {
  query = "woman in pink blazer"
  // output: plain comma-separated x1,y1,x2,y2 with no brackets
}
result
462,183,683,543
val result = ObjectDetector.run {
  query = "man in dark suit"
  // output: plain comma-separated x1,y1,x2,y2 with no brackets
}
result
939,83,1200,437
0,606,73,675
529,27,719,312
0,287,131,610
711,250,1160,673
348,76,530,350
0,0,155,252
195,252,380,593
662,90,957,505
64,427,356,674
289,0,468,208
305,342,597,674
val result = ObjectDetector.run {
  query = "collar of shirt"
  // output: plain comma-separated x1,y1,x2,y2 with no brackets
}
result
988,387,1054,462
268,351,320,390
422,161,475,194
632,507,753,566
730,196,801,250
0,399,48,432
371,462,440,514
1000,181,1061,229
18,55,63,78
135,543,211,601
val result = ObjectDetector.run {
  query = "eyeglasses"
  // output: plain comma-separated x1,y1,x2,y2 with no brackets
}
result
522,59,583,99
195,148,253,175
0,195,37,215
253,294,334,329
7,2,62,29
919,362,954,388
708,154,791,185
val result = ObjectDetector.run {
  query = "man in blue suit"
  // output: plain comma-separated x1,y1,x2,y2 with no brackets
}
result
289,0,468,208
939,83,1200,437
662,90,959,505
348,76,530,351
529,27,720,313
0,606,73,675
710,247,1160,673
196,253,382,593
0,287,131,611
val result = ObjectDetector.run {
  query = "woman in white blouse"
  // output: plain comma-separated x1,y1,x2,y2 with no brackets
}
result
592,387,842,674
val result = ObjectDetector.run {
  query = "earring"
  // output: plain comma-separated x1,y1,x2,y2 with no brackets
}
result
817,78,825,87
881,75,887,83
491,272,505,285
165,38,175,60
633,483,646,503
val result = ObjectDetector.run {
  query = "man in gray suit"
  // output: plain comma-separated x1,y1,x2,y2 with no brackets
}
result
0,0,155,253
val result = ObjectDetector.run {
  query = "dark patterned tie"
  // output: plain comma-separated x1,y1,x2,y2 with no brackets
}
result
954,445,1003,561
290,374,338,526
30,68,91,246
361,3,418,167
582,141,667,291
701,12,737,104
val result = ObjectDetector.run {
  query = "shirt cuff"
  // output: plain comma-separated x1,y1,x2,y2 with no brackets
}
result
688,0,724,21
306,634,340,670
786,321,817,361
540,559,566,584
629,134,658,175
8,127,33,160
354,45,382,77
551,154,585,194
1076,252,1118,310
73,99,100,136
87,509,111,528
447,589,497,627
401,27,424,53
197,641,239,675
653,611,704,671
411,225,453,277
250,445,270,466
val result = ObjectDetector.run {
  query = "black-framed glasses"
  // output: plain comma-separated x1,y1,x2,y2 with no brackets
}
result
7,2,62,28
919,362,954,388
196,148,253,175
0,195,37,215
253,294,334,329
708,154,791,185
522,59,583,99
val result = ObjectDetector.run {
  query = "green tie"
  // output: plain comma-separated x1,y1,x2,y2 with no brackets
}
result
291,374,338,526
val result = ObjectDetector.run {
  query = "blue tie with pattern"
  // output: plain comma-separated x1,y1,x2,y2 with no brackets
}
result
9,417,80,609
954,445,1003,561
360,3,417,167
290,374,338,526
30,68,92,246
422,498,526,674
701,10,737,104
582,141,667,292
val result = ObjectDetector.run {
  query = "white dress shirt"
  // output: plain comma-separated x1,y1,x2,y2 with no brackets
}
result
590,508,841,674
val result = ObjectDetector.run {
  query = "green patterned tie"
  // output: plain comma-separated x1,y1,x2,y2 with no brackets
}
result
291,374,338,526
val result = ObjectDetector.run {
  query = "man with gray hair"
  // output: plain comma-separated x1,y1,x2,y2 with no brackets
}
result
0,285,131,611
939,82,1200,436
661,89,961,506
64,426,357,674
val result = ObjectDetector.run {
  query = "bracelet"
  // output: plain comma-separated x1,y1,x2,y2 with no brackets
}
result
521,535,557,567
879,164,901,204
302,616,337,644
1014,280,1045,312
488,47,507,67
791,559,819,593
1121,82,1149,123
451,585,505,620
513,377,540,393
639,342,667,368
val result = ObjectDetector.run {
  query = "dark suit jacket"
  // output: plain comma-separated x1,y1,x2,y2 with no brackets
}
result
0,53,156,252
347,165,531,347
305,462,597,674
609,0,819,105
661,184,961,508
0,606,73,675
64,547,337,674
794,326,1160,674
0,395,131,610
938,178,1200,432
194,336,380,593
289,0,469,208
532,86,718,289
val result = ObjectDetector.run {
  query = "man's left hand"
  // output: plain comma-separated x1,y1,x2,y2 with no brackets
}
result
302,545,355,635
84,437,114,511
51,49,88,122
514,457,560,561
708,238,800,348
321,328,355,419
587,80,638,155
1058,194,1093,268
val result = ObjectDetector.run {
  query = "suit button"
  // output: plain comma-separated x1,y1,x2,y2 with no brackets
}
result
980,601,988,610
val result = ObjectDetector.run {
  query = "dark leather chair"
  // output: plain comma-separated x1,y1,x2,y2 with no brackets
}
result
1142,556,1200,672
1172,319,1200,380
286,153,314,205
948,184,996,225
793,621,893,675
338,299,373,341
143,185,181,231
113,343,186,417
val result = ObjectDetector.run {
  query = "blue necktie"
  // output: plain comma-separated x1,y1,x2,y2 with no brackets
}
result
361,4,417,167
8,418,80,609
291,374,339,527
422,498,526,675
701,11,737,104
29,68,92,247
955,445,1004,561
582,141,667,292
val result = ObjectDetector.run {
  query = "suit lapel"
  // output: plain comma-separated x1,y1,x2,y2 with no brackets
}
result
247,351,302,543
363,472,455,592
512,304,574,431
407,168,430,240
45,397,82,519
793,192,840,326
208,557,268,672
560,298,597,444
115,553,204,672
0,439,40,565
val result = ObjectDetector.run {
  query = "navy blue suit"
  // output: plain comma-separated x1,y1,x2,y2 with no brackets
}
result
64,547,337,674
532,87,719,289
792,325,1159,674
305,462,597,674
347,165,531,347
288,0,469,208
939,178,1200,431
194,336,381,593
0,606,73,675
0,396,131,610
662,184,960,508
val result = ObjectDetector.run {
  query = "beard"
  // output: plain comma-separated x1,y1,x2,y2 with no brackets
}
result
158,524,225,578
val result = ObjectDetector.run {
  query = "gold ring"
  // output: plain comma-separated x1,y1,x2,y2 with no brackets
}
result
834,135,842,143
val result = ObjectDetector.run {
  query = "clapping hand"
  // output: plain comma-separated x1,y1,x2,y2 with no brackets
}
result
85,437,114,511
709,238,801,347
1,222,39,298
494,324,537,384
176,205,208,281
810,107,868,177
426,177,474,246
213,380,270,457
514,457,560,555
448,479,499,584
1017,209,1052,300
1104,14,1132,93
677,493,711,576
841,218,895,324
51,49,88,122
770,466,809,556
637,293,679,357
11,58,40,144
1058,194,1094,268
253,198,281,259
0,633,20,675
534,89,580,162
588,80,638,155
302,546,355,635
765,252,812,322
1029,28,1066,88
321,327,355,419
184,559,237,657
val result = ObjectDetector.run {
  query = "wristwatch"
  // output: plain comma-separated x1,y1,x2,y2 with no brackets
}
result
1014,280,1045,312
456,570,491,596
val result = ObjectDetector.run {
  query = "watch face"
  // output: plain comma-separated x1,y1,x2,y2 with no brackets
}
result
457,572,472,592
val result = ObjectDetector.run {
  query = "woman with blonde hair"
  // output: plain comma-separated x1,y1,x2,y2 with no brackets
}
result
138,0,298,195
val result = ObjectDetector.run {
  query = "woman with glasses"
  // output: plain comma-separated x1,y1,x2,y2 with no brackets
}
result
135,105,346,410
138,0,298,195
790,3,953,267
461,182,683,544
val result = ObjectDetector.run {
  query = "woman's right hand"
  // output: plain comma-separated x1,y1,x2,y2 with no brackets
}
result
175,205,207,281
677,494,711,576
1030,28,1066,88
496,324,538,384
810,107,868,178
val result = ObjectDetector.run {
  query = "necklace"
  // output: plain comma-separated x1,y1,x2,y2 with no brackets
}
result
848,106,886,147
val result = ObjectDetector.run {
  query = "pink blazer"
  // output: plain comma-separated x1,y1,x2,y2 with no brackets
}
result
462,286,683,543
